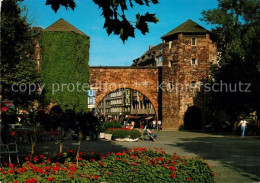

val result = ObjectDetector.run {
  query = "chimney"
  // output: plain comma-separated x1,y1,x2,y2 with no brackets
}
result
149,45,154,50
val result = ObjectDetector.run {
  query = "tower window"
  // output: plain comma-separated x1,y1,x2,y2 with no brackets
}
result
191,81,196,88
191,58,197,65
191,38,196,46
168,60,174,67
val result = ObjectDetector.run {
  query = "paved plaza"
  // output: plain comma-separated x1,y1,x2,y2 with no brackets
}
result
18,131,260,183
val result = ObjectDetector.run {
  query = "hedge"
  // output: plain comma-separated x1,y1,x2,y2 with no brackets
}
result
102,121,121,130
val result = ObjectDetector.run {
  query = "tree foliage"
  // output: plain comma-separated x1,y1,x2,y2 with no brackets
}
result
40,32,90,113
201,0,260,120
0,0,40,109
45,0,159,42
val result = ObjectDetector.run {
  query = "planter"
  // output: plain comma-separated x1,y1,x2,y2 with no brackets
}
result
100,132,105,139
115,138,139,142
104,133,112,140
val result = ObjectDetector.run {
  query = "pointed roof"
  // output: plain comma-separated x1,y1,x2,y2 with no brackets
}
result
161,19,208,39
44,18,89,37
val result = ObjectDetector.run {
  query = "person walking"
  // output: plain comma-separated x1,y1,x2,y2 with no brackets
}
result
158,120,162,130
238,118,247,137
152,119,156,130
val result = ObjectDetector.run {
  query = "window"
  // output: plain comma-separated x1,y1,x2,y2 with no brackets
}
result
191,81,196,88
168,60,174,67
191,38,196,46
156,56,163,66
191,58,198,66
169,41,172,49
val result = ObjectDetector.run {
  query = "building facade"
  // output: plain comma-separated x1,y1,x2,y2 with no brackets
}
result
98,89,155,120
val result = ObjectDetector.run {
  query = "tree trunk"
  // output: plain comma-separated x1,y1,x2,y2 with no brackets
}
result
59,127,63,153
76,131,82,166
31,134,36,155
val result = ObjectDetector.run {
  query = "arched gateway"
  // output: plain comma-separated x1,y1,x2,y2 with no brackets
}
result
89,66,160,120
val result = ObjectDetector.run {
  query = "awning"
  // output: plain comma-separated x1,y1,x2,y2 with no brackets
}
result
128,115,141,119
145,116,154,120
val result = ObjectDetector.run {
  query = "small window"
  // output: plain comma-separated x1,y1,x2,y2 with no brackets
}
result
191,81,196,88
191,58,196,65
168,60,174,67
191,38,196,46
169,41,172,49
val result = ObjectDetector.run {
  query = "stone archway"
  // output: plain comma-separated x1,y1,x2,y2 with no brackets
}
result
96,86,158,120
89,66,159,120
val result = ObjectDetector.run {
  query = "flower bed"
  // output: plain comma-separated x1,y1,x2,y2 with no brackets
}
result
0,148,215,183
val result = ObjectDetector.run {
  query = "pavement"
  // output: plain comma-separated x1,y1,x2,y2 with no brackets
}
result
17,131,260,183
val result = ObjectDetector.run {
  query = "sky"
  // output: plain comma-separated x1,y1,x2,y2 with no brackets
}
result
21,0,219,66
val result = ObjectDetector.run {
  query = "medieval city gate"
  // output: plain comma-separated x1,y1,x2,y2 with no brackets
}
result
89,66,161,123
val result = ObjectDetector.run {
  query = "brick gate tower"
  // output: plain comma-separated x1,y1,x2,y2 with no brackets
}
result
133,19,217,129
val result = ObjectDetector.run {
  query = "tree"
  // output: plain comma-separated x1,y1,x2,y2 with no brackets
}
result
201,0,260,122
1,0,40,109
45,0,159,42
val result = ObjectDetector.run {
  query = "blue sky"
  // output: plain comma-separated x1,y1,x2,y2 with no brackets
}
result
21,0,218,66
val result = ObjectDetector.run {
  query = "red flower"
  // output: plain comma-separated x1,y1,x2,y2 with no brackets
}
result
9,169,15,173
11,131,16,136
48,177,54,182
1,106,8,111
115,158,120,161
172,161,177,165
169,165,176,171
187,177,192,181
82,163,86,166
116,152,123,156
68,150,73,153
9,163,14,168
171,173,176,178
123,159,127,162
99,161,105,166
14,181,19,183
101,156,106,159
77,157,82,161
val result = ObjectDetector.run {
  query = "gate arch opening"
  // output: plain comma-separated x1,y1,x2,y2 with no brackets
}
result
97,88,157,126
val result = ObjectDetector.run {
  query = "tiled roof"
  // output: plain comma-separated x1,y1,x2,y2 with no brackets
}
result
141,43,163,57
135,43,163,65
161,19,208,39
43,18,89,37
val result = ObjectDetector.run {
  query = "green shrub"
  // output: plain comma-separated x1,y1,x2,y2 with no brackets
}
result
112,129,128,139
104,130,112,134
103,121,121,129
100,125,105,132
128,129,141,139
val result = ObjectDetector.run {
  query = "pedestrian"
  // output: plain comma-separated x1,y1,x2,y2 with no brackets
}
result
238,118,247,137
158,120,162,130
152,119,156,129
